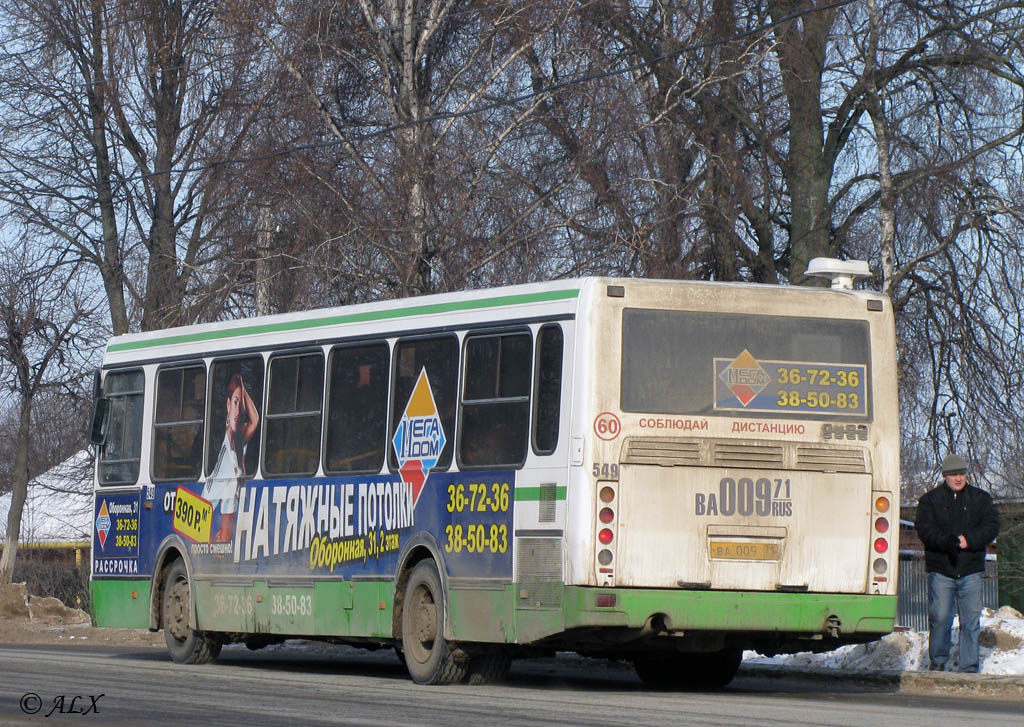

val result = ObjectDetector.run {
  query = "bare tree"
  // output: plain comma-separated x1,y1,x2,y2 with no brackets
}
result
0,388,90,498
0,0,274,332
231,0,580,304
0,245,99,585
840,1,1024,489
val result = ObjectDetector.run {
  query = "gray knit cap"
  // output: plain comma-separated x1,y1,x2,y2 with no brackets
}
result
941,453,968,476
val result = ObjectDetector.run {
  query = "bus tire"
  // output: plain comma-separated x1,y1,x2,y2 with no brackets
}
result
632,653,677,688
162,560,221,664
467,647,512,685
691,647,741,689
633,647,741,690
400,560,466,685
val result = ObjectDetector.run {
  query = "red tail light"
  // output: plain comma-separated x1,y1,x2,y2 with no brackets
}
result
598,528,614,545
873,537,888,553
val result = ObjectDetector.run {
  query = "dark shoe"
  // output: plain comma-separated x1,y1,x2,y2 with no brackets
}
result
960,666,979,674
928,662,946,671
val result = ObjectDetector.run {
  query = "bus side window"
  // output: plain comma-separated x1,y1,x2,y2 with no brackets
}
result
206,356,264,479
459,331,531,468
98,369,145,486
152,364,206,482
264,352,324,477
325,342,389,474
532,324,563,455
389,336,458,471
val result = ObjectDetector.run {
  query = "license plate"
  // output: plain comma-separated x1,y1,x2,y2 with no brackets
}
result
709,540,781,561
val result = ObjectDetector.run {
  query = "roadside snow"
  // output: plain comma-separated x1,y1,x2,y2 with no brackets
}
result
745,606,1024,675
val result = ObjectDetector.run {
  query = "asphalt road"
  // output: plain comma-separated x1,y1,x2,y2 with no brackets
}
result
1,643,1021,727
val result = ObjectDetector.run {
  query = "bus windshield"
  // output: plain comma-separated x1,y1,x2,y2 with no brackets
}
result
620,309,872,420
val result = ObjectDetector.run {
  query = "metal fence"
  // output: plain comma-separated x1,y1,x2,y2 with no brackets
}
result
897,554,999,631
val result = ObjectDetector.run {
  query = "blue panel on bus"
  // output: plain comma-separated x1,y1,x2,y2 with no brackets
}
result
92,493,142,576
135,471,514,581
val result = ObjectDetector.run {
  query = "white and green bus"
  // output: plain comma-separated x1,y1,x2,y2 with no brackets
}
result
89,266,899,687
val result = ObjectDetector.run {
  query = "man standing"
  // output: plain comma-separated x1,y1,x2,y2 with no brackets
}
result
915,453,999,672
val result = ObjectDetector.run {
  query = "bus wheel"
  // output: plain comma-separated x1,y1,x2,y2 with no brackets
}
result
467,647,512,685
632,653,678,688
691,647,742,689
400,560,466,685
162,560,221,664
633,647,741,690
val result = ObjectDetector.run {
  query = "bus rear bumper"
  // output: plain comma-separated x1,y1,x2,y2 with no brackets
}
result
563,587,897,637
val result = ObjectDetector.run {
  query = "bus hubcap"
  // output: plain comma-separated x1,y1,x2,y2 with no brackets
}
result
408,584,437,662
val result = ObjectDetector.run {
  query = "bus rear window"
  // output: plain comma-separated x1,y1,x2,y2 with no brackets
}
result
621,309,872,420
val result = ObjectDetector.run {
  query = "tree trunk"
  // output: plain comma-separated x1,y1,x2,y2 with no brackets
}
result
770,1,838,284
140,2,187,331
255,205,274,316
86,1,130,335
0,399,33,585
865,0,896,298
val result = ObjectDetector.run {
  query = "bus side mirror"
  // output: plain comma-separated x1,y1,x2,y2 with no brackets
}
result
90,370,109,445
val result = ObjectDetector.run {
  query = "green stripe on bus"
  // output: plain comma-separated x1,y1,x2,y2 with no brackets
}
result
563,588,897,634
91,579,152,629
515,486,568,501
108,288,580,352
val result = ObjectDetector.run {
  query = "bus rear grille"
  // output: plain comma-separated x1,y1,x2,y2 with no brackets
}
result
795,446,867,473
516,538,562,609
712,442,784,468
622,438,701,466
621,437,870,473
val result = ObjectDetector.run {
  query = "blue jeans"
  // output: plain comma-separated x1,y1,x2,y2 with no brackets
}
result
928,571,983,672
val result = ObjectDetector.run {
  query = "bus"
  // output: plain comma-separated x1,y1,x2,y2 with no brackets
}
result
89,264,900,687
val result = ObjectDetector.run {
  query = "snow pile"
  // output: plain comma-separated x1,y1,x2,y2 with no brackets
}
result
745,606,1024,674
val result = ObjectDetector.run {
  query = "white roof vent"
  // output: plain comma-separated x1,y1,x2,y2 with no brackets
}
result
806,258,872,291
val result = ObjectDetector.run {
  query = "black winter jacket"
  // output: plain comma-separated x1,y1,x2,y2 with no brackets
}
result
915,483,999,578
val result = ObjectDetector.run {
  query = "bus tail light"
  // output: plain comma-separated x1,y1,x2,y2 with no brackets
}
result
870,492,894,592
596,482,617,584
